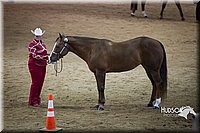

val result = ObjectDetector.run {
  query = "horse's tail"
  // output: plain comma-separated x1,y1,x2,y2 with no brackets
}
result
159,42,168,99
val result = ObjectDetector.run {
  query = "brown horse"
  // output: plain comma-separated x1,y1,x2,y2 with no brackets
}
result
49,33,167,110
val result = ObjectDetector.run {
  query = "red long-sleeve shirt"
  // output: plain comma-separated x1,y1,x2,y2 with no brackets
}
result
28,39,48,66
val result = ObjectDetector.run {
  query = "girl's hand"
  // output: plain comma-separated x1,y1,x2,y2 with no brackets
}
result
35,55,41,60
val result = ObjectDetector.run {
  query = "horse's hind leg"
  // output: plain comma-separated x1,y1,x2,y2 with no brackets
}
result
144,68,156,107
150,70,163,109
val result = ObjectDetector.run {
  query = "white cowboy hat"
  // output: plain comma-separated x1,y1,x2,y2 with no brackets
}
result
31,28,45,36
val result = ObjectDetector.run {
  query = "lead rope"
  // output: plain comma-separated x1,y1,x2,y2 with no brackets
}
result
54,58,63,76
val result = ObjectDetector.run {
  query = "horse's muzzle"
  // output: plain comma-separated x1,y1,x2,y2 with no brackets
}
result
48,56,57,64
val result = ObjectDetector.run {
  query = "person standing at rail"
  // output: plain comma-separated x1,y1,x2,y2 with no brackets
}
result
160,0,185,21
130,0,148,18
27,28,48,107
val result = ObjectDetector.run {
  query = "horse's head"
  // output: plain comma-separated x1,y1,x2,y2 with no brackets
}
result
48,33,70,64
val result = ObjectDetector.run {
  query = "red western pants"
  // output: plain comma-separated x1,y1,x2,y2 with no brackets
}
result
28,62,46,105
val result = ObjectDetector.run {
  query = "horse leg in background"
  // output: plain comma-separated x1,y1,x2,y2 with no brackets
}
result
175,1,185,21
150,70,162,109
143,67,156,107
160,1,167,19
94,70,106,111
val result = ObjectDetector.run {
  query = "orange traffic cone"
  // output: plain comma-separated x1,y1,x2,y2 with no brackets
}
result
40,94,63,132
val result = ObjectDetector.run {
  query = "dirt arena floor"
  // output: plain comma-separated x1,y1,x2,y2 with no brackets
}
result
3,2,199,132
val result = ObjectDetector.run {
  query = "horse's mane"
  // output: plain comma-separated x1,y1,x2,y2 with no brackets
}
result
55,35,100,42
67,36,103,41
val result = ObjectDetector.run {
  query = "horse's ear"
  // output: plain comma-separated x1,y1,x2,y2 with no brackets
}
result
58,33,62,38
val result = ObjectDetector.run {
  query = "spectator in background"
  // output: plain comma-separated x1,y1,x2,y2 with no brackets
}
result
130,0,148,18
160,0,185,21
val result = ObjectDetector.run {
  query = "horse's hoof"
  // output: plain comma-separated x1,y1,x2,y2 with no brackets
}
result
95,105,104,111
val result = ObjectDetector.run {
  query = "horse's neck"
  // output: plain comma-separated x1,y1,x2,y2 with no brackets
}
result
68,36,91,63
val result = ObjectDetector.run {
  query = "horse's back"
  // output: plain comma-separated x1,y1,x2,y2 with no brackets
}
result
129,36,162,48
89,36,164,72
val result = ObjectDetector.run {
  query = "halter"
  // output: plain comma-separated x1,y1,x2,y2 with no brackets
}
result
52,37,70,57
51,37,70,76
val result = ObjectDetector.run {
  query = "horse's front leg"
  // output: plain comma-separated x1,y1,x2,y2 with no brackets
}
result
94,70,106,111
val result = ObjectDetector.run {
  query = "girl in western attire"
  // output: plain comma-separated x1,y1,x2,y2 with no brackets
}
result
28,28,48,107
